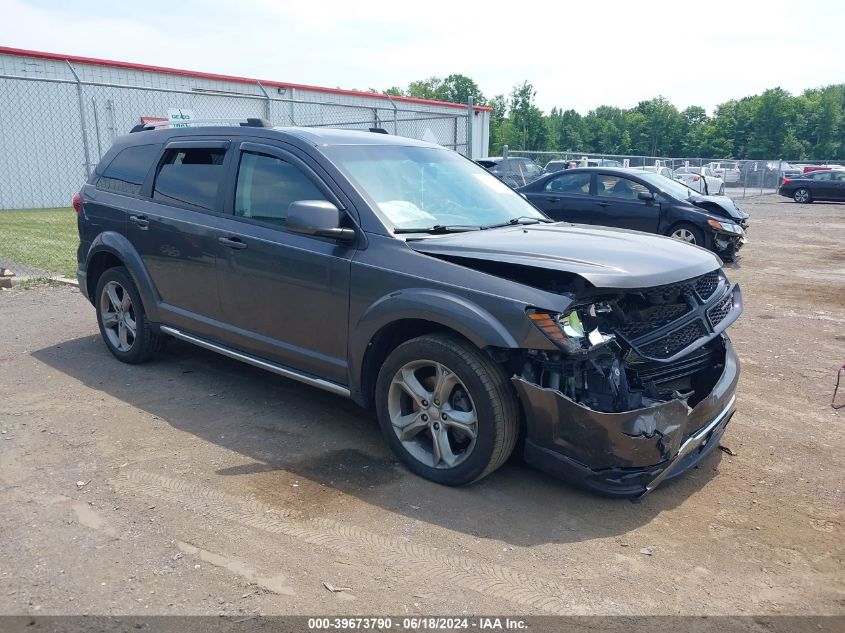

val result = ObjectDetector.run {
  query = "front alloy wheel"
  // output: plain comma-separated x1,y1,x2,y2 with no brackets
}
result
375,333,520,485
388,360,478,469
671,227,698,244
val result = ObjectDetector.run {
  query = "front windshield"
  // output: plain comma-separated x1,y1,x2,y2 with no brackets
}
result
326,145,547,230
637,172,697,199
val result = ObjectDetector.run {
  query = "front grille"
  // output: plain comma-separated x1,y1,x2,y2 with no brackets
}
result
694,271,720,300
707,293,733,328
639,320,708,359
628,346,717,398
614,303,690,339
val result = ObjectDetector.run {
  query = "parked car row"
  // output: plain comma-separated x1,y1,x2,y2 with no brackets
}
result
73,121,743,498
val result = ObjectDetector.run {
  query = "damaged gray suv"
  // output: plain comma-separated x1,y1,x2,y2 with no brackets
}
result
75,120,741,498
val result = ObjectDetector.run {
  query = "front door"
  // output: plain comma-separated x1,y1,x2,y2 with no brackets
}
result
591,173,660,233
214,141,355,385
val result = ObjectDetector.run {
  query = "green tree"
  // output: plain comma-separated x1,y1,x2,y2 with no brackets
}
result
406,77,444,100
508,81,548,150
437,74,486,105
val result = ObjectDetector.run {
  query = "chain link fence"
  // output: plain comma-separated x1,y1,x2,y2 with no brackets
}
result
504,149,843,199
0,62,471,210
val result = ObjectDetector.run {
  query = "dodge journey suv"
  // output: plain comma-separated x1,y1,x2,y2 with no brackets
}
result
74,119,741,498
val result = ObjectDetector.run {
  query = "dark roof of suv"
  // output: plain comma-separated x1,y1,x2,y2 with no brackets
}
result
120,125,440,149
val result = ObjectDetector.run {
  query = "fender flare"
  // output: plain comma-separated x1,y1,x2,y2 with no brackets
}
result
348,288,521,400
85,232,161,322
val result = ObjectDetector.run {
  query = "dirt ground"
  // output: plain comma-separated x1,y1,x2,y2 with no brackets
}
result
0,195,843,618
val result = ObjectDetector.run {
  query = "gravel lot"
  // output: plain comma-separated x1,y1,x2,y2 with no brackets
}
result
0,195,843,618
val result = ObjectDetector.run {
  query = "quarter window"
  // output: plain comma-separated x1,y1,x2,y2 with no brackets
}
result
545,173,590,195
153,148,227,211
97,143,161,195
234,152,326,227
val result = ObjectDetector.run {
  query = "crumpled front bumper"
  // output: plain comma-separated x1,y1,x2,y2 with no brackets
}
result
514,337,740,498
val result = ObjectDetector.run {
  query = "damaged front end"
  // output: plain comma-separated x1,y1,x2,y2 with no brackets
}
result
514,269,741,498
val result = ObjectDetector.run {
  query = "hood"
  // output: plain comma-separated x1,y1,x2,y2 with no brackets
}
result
407,223,721,289
689,194,749,221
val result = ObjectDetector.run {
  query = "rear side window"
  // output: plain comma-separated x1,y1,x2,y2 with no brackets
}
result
234,151,326,227
597,175,649,199
97,143,161,195
545,172,590,195
153,148,227,211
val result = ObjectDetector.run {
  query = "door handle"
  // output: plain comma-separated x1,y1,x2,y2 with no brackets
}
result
543,197,561,202
129,215,149,228
218,236,247,250
597,202,611,208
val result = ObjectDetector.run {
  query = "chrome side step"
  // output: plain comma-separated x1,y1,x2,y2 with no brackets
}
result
159,326,351,398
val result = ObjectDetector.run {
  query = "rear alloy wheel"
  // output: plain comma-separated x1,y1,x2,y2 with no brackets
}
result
793,188,812,203
375,334,520,485
669,224,704,246
95,266,161,364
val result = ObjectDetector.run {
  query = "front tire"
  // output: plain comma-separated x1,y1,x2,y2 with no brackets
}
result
718,184,725,195
95,266,161,364
668,223,704,247
793,188,812,203
375,333,520,486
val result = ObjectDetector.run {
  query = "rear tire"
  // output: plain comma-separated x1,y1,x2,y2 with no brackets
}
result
793,188,812,203
95,266,161,364
668,223,704,247
718,185,725,195
375,333,520,486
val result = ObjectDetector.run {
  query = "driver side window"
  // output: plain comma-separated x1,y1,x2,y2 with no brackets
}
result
235,151,326,227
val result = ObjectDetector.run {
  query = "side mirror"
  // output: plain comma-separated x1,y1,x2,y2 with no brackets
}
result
286,200,355,243
637,191,655,203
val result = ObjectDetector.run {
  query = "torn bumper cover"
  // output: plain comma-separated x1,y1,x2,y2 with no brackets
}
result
514,338,739,498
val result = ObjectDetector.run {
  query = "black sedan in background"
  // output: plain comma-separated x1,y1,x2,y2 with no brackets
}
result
476,156,544,188
778,169,845,202
518,167,749,260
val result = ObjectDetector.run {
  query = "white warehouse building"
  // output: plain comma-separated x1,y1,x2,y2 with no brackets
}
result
0,47,491,209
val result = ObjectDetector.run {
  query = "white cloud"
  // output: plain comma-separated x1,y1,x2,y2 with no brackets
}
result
2,0,843,114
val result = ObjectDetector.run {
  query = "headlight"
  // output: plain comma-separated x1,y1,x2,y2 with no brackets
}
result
707,219,743,235
528,307,615,354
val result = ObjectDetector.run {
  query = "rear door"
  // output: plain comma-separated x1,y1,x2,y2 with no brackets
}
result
212,140,355,384
591,173,660,232
523,171,594,224
130,139,232,335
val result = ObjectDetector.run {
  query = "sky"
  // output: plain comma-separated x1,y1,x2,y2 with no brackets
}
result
2,0,843,115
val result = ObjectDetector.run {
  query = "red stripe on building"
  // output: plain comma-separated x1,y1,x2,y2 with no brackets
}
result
0,46,492,112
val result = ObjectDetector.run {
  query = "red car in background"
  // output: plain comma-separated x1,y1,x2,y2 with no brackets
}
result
802,164,844,173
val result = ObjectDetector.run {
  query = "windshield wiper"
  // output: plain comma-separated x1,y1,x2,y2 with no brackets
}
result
393,224,482,234
481,216,554,229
